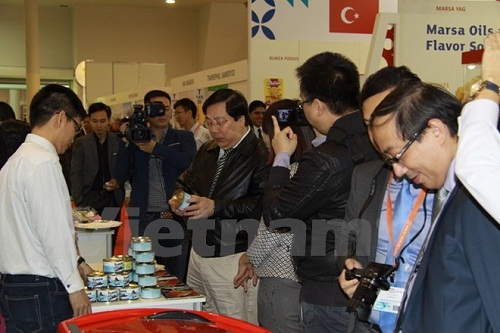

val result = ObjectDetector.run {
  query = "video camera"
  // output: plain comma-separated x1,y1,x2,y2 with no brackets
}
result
124,102,166,144
276,107,309,126
345,262,398,322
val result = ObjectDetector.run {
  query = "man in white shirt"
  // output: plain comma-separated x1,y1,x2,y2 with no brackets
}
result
248,100,269,148
0,84,92,332
456,32,500,223
173,98,212,149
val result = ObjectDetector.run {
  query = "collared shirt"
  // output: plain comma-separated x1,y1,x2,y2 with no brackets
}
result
456,98,500,223
272,134,326,169
371,177,434,332
0,134,83,293
148,128,170,212
217,126,251,159
190,122,212,150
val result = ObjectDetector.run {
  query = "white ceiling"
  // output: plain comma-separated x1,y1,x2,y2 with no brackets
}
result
1,0,247,10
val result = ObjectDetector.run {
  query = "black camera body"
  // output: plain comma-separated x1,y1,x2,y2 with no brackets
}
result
276,107,309,126
124,102,165,144
345,262,397,322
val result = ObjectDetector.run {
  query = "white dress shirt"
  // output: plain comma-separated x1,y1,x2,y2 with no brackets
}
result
190,122,212,149
456,99,500,223
0,134,83,293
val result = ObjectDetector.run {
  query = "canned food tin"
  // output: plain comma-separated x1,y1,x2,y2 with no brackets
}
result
114,255,134,272
130,271,138,283
135,262,155,275
119,283,141,301
87,271,107,289
137,274,157,287
131,236,152,252
141,285,161,299
103,257,124,274
108,271,130,287
127,246,135,257
135,251,155,263
96,288,119,302
84,287,97,302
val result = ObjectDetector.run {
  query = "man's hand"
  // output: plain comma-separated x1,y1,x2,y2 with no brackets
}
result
171,194,215,220
68,289,92,317
136,140,156,154
103,178,119,192
339,258,364,298
482,32,500,86
271,115,298,155
233,253,259,292
78,262,95,283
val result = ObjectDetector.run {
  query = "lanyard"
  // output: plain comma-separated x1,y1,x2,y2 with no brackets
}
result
386,174,426,262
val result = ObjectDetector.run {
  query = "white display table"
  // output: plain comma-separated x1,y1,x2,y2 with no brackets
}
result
91,294,206,312
77,229,115,264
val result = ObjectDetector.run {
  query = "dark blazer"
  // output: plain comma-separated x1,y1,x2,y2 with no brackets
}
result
71,132,124,206
401,183,500,333
114,128,196,224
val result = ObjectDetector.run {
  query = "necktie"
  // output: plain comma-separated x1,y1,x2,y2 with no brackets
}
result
431,186,448,221
257,128,263,140
208,148,233,198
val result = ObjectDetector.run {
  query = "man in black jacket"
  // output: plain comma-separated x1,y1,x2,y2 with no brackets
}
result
263,52,378,333
170,89,269,324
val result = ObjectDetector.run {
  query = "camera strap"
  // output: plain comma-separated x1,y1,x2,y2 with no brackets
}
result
385,173,427,263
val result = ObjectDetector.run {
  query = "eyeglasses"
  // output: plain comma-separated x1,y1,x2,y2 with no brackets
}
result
384,128,424,166
71,117,83,135
204,117,229,128
298,99,313,110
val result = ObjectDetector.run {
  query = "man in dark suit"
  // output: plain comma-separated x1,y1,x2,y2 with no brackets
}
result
114,90,196,281
369,81,500,333
71,102,124,215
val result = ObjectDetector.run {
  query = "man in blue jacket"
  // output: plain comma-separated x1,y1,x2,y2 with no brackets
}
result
114,90,196,281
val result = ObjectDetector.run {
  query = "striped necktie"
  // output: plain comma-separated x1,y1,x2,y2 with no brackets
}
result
208,148,233,198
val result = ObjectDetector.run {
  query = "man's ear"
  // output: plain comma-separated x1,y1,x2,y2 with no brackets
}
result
427,118,449,144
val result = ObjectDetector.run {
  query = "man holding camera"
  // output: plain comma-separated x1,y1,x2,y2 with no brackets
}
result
114,90,196,281
262,52,378,332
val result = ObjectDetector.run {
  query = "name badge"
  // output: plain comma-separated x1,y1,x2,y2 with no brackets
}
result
373,286,404,314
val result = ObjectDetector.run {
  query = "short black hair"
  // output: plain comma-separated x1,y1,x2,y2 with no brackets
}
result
0,102,16,121
174,98,198,119
29,84,86,128
371,81,461,140
88,102,112,118
296,52,360,116
202,89,249,125
249,100,266,113
144,90,171,104
360,66,421,104
0,119,31,169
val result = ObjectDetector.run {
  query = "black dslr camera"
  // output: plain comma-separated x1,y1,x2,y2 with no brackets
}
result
345,262,398,322
124,102,165,144
276,107,309,126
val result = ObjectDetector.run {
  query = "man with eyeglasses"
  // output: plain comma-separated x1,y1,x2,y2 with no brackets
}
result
70,102,124,215
114,90,196,282
169,88,269,324
262,52,379,333
337,66,439,333
0,84,92,331
173,98,211,150
368,80,500,333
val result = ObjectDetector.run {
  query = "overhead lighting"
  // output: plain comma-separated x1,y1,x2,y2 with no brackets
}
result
165,0,175,3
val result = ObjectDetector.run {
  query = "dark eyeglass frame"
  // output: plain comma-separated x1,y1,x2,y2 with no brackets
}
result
385,128,425,166
71,117,83,135
297,99,313,110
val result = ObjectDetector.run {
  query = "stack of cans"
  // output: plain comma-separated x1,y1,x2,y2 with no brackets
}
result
129,236,161,299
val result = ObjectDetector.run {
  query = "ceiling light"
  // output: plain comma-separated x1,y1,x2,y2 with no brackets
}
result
165,0,175,3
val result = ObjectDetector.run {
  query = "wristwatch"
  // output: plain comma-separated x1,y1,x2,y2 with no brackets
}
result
470,79,500,98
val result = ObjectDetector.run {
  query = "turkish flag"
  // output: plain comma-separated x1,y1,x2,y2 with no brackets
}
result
330,0,379,34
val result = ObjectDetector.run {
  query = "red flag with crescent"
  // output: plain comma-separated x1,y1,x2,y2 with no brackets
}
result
329,0,379,34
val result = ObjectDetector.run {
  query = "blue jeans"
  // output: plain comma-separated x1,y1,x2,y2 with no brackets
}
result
0,274,72,333
300,301,351,333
